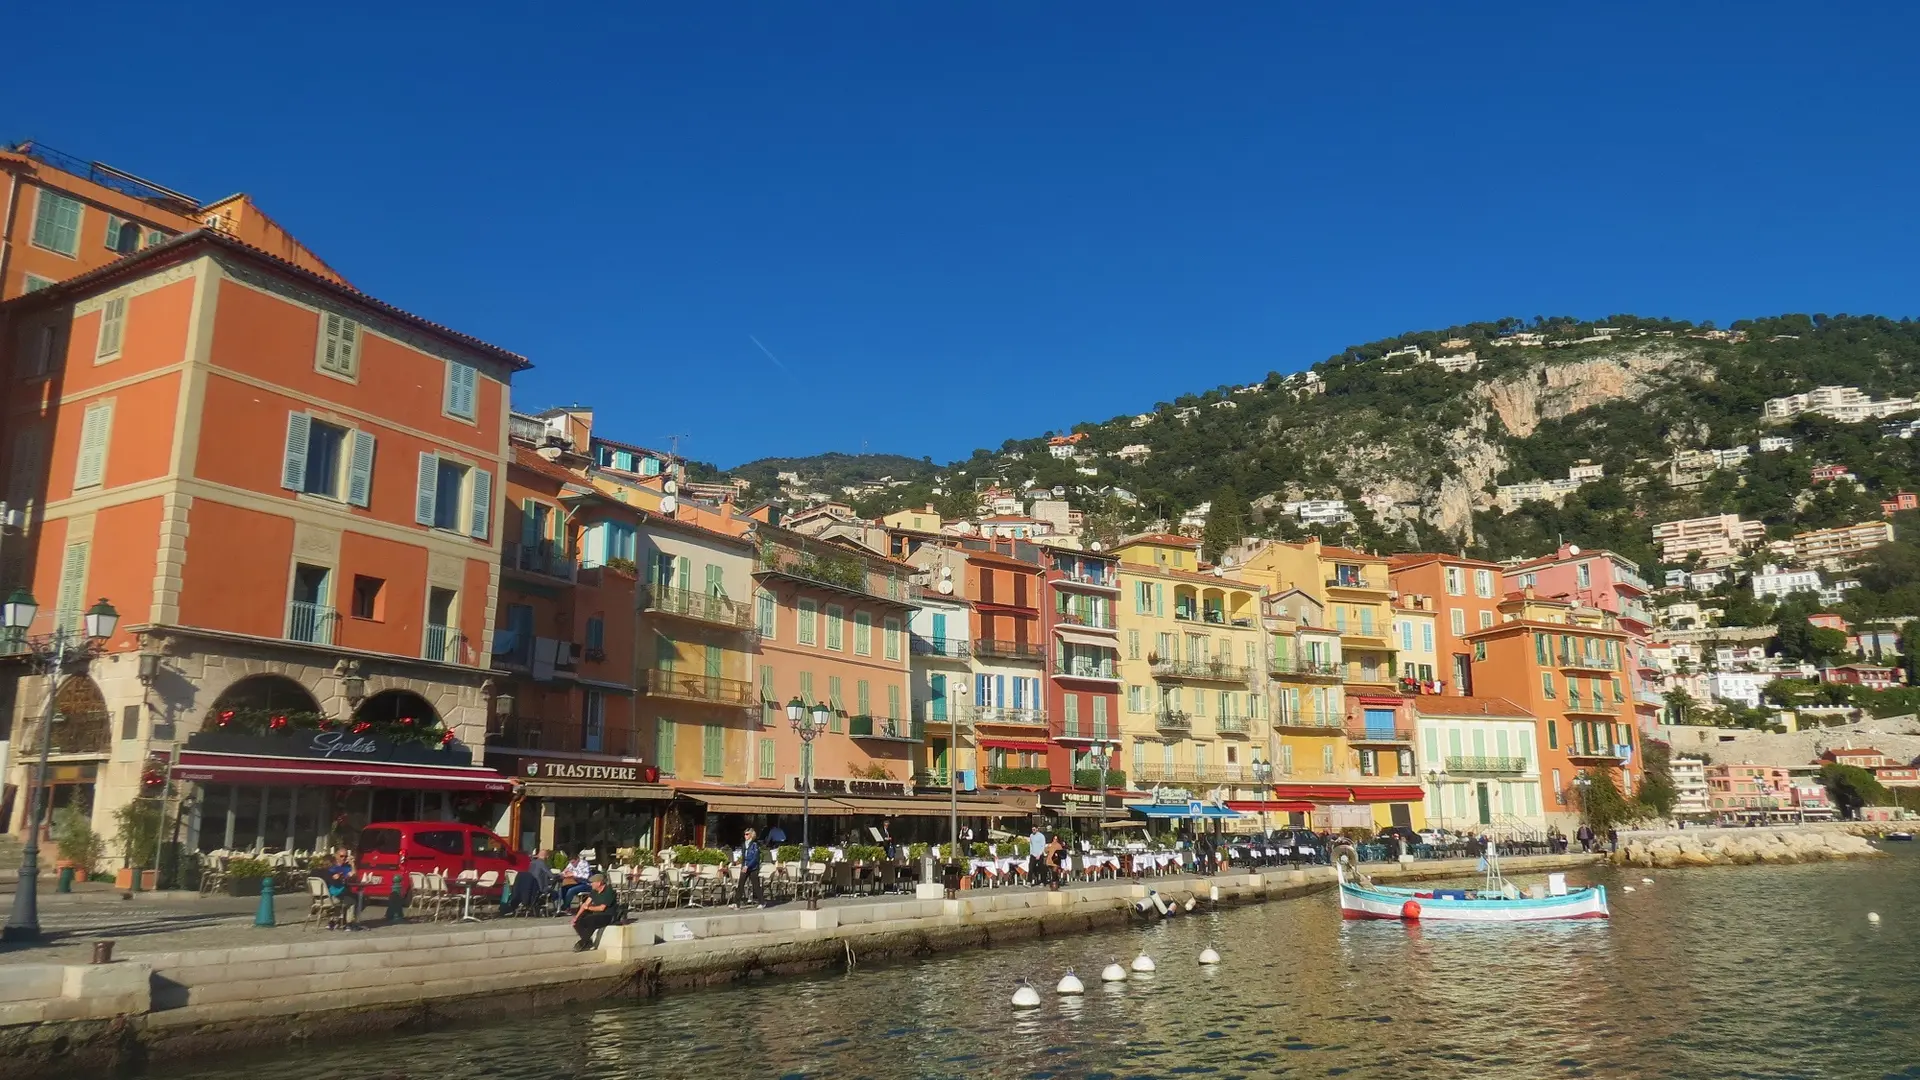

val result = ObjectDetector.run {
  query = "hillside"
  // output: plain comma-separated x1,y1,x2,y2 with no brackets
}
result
726,313,1920,572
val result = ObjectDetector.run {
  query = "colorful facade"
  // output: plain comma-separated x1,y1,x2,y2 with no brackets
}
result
1386,553,1506,695
1042,545,1124,802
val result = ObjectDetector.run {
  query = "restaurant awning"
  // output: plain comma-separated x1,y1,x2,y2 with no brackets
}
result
1128,803,1242,820
1226,800,1316,814
977,738,1050,752
1348,785,1425,803
681,791,857,816
1053,626,1118,649
834,796,1035,818
174,751,512,793
1270,784,1354,802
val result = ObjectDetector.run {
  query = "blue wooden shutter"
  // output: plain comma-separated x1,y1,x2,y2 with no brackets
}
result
346,429,375,507
468,468,493,539
414,452,438,524
280,413,311,491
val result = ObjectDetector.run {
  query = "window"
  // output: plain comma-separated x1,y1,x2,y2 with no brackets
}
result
444,361,479,420
857,680,871,718
797,599,817,645
1576,562,1592,588
883,617,901,661
1450,609,1465,636
854,611,873,656
759,666,775,725
702,724,724,777
1547,721,1558,749
1473,640,1486,662
1535,632,1550,664
1092,696,1108,739
22,274,55,294
105,216,142,254
1444,566,1464,595
756,589,777,639
1127,630,1140,659
1322,745,1335,774
8,425,45,511
414,453,491,538
1478,610,1494,630
1134,581,1150,613
887,684,901,719
95,296,126,361
1127,685,1144,713
1542,672,1557,699
317,313,359,378
1281,746,1293,775
53,541,90,634
31,191,82,256
351,575,384,620
825,604,844,650
1421,623,1433,652
582,690,605,752
73,401,113,490
1612,677,1624,702
585,616,605,658
415,831,465,858
758,737,777,780
1400,621,1413,650
656,720,677,775
282,414,374,507
1474,569,1494,598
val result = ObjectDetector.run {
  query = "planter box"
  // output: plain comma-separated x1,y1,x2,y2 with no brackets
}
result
228,876,266,898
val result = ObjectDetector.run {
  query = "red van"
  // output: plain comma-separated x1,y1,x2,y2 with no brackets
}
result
354,821,529,900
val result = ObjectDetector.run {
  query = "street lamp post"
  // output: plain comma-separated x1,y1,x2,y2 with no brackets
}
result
2,592,119,943
1427,768,1448,832
786,696,830,910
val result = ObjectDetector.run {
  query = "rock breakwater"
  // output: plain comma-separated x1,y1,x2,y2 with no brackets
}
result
1614,826,1885,869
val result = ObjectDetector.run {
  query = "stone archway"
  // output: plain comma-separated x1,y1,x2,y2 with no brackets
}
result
46,675,112,755
205,674,324,728
352,689,441,727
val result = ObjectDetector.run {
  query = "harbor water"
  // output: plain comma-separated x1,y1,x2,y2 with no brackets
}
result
152,848,1920,1080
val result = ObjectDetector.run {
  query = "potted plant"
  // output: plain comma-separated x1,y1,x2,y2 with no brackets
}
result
223,856,274,897
111,800,164,890
50,807,103,882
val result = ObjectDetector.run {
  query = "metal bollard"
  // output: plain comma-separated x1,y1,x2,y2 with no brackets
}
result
387,872,408,923
57,866,75,893
254,876,276,927
91,940,115,964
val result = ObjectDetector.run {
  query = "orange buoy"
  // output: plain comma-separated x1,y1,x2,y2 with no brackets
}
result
1400,899,1421,921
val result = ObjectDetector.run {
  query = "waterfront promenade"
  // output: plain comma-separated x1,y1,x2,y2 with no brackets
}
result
0,852,1598,1076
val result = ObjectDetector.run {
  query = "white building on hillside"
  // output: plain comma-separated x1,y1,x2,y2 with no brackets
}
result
1751,564,1822,601
1670,757,1710,817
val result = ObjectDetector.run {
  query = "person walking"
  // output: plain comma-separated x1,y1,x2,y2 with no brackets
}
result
1576,823,1596,853
739,828,763,908
1028,826,1048,888
1606,827,1619,854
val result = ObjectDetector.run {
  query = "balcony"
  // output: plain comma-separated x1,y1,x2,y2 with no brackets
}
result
849,715,924,742
1619,599,1654,625
755,543,904,605
1051,717,1117,743
985,765,1053,787
287,602,337,645
423,623,464,664
1344,720,1414,744
639,584,756,631
1056,610,1117,631
1325,574,1382,593
1149,657,1252,684
1445,756,1530,775
973,705,1048,727
1135,762,1275,786
1562,697,1618,717
1272,716,1345,734
639,669,757,708
1567,745,1628,763
1053,658,1120,682
1558,654,1618,675
502,539,577,582
1155,709,1192,731
1054,569,1118,592
1071,768,1128,790
974,638,1045,662
910,634,970,660
488,715,643,758
1270,656,1345,680
1215,715,1250,735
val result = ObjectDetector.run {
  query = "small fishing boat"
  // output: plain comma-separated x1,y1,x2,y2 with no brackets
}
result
1335,842,1609,922
1884,831,1914,842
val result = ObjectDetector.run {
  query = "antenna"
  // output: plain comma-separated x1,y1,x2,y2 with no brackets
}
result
663,434,689,459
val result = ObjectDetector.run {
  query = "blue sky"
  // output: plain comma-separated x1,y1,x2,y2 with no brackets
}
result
9,4,1920,467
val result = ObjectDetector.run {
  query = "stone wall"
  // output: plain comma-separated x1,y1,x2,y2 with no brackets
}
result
1613,824,1887,868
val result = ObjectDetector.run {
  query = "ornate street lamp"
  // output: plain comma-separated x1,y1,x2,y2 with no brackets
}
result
1427,768,1448,832
788,696,830,909
3,594,118,943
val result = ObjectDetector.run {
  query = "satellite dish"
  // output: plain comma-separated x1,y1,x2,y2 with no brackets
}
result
1568,544,1582,555
1089,542,1103,552
936,580,954,595
1053,486,1066,496
659,495,678,515
939,566,953,579
663,479,679,495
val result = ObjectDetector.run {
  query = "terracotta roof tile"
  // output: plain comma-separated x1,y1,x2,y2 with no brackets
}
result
1411,694,1533,719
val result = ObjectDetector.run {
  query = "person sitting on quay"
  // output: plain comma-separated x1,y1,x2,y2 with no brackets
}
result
558,851,594,911
320,846,366,932
504,848,555,915
571,872,619,951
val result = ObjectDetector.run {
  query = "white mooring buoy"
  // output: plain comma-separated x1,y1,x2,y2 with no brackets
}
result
1198,946,1221,965
1012,978,1041,1008
1641,877,1655,885
1056,970,1084,995
1184,896,1197,911
1869,912,1882,924
1209,885,1220,902
1623,886,1635,893
1101,960,1128,982
1131,953,1156,973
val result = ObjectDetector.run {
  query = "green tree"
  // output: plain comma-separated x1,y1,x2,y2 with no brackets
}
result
1817,763,1890,819
1575,768,1636,832
1634,740,1679,819
1202,485,1250,561
1664,687,1698,724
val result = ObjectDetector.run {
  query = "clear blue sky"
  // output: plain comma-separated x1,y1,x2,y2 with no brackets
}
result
9,4,1919,468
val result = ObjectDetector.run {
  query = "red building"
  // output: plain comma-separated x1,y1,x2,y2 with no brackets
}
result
1822,664,1901,690
1041,545,1123,805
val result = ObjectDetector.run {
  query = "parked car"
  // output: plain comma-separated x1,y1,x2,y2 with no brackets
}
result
353,821,529,899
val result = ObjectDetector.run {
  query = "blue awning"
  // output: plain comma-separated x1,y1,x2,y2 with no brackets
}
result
1128,803,1242,820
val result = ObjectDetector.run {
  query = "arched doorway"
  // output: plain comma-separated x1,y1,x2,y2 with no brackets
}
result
48,675,111,755
352,689,440,727
205,674,323,726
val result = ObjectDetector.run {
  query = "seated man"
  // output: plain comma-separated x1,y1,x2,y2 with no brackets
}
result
320,847,365,931
571,873,619,951
504,849,554,914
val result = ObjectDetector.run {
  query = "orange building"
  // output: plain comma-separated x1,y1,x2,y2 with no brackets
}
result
1462,589,1635,830
0,140,343,300
1387,553,1507,695
0,229,522,863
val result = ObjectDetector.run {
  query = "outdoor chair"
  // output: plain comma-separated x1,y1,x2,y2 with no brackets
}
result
304,876,339,929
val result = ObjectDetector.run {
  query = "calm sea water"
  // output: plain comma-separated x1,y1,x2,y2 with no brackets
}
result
152,847,1920,1080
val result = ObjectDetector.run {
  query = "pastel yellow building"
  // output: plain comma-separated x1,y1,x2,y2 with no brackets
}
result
1112,534,1270,805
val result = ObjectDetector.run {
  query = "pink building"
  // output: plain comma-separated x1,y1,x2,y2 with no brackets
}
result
1883,492,1917,516
1823,664,1900,691
1502,544,1658,726
1704,763,1792,812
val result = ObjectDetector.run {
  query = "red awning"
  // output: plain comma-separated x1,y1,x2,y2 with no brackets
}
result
977,738,1050,752
1271,784,1353,802
1347,785,1425,804
1226,800,1316,814
175,751,513,793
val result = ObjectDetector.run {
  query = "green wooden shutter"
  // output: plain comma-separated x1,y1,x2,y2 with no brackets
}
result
887,684,900,719
704,644,722,679
656,631,675,672
467,469,493,540
346,430,375,508
758,737,776,779
656,720,676,775
676,556,691,593
702,725,724,776
73,402,112,489
54,541,89,633
706,563,723,596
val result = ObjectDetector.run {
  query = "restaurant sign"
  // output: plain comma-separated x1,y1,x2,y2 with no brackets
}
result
518,758,661,783
795,776,910,797
185,729,456,767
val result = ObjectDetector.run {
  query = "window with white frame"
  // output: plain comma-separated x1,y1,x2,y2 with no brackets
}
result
22,274,56,294
73,401,114,490
282,413,375,506
414,452,492,538
1444,566,1464,596
824,604,844,650
1474,569,1494,597
103,216,143,255
796,599,817,645
444,360,478,420
95,296,126,361
316,312,359,378
1450,608,1465,636
31,191,81,256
